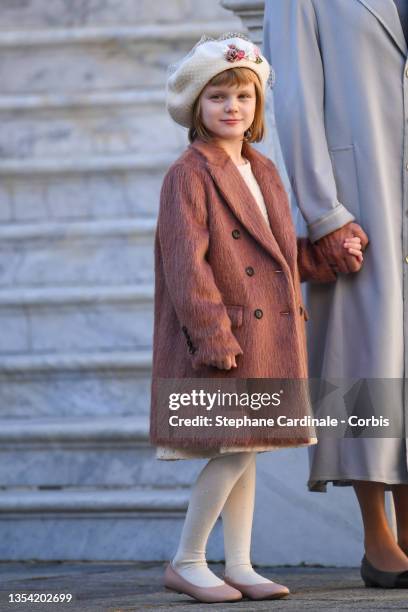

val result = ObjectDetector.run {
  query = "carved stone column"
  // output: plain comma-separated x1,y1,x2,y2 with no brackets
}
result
221,0,265,44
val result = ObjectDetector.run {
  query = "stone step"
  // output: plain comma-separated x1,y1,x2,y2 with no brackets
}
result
0,153,173,223
0,284,154,354
0,22,237,95
0,218,155,287
0,416,201,488
0,348,152,372
0,89,165,111
0,487,199,560
0,487,189,515
0,89,186,158
0,349,151,419
0,0,237,29
0,152,173,174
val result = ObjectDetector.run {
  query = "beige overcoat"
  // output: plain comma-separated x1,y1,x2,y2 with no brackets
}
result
263,0,408,490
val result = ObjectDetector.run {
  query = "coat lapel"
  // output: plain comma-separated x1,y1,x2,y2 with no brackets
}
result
190,140,291,273
242,142,297,273
356,0,407,56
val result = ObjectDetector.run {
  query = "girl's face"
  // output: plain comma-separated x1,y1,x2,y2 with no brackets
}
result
199,81,256,142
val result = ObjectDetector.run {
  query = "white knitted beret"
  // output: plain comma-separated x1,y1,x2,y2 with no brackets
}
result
166,33,273,128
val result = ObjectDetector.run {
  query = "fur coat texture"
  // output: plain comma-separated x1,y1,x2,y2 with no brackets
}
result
150,140,336,450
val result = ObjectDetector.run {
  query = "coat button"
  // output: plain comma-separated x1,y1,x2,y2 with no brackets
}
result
245,266,255,276
254,309,263,319
274,269,283,274
232,229,241,239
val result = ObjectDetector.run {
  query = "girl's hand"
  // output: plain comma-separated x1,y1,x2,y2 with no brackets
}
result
207,353,238,370
343,236,363,264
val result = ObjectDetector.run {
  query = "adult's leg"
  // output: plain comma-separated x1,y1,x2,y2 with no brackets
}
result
353,480,408,571
391,484,408,556
173,452,256,587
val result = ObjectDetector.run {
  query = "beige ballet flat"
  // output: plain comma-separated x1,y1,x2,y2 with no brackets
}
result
223,575,290,600
164,562,243,603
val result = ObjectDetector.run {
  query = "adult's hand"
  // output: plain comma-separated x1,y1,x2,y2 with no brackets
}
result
316,222,369,273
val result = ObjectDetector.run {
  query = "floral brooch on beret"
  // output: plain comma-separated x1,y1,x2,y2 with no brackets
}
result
224,43,263,64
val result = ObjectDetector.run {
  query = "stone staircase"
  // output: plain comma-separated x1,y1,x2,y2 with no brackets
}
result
0,1,240,560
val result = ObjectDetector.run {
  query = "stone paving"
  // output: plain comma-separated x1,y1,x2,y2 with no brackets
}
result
1,562,408,612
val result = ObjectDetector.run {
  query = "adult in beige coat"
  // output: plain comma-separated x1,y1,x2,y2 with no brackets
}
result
264,0,408,586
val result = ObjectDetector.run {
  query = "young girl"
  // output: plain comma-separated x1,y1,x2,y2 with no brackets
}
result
150,33,363,603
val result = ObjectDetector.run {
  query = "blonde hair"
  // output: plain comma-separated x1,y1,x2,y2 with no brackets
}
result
188,67,265,144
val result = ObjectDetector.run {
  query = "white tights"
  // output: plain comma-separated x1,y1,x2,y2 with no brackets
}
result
173,452,272,587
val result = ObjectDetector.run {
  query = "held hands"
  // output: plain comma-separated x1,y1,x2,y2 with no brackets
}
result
343,235,363,263
317,222,369,273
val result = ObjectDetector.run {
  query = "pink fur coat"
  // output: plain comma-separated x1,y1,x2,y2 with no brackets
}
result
150,140,336,449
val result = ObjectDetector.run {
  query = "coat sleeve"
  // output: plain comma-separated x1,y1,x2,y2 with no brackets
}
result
297,238,337,283
157,163,243,369
263,0,355,242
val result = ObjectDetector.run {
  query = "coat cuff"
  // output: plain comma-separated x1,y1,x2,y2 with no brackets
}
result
297,238,338,284
308,204,355,242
